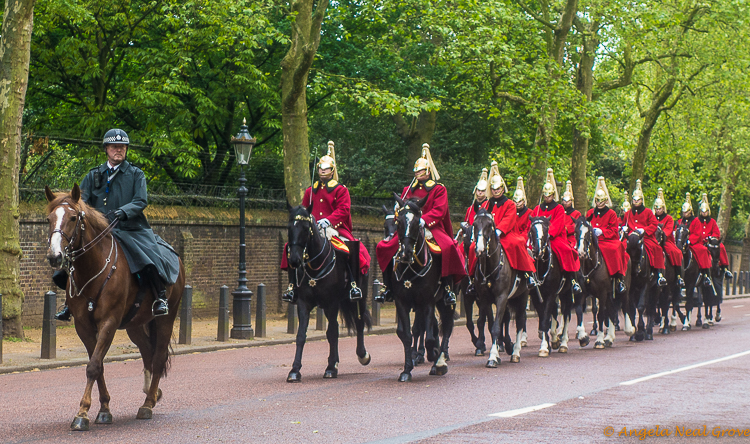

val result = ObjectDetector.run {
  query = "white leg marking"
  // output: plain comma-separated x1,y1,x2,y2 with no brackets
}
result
436,352,447,367
670,313,679,327
559,317,570,349
624,315,635,336
489,343,500,362
513,330,523,359
550,318,559,342
605,321,616,344
520,330,528,347
576,325,587,340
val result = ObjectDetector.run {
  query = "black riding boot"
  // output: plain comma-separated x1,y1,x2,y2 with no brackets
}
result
144,266,169,317
441,276,457,306
347,241,363,300
700,269,713,288
615,274,627,294
282,283,297,303
52,270,72,321
466,279,477,298
657,270,667,287
570,274,582,295
375,263,394,303
723,267,733,280
677,272,685,287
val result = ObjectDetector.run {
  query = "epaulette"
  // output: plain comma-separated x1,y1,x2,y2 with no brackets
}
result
326,179,340,192
424,180,436,191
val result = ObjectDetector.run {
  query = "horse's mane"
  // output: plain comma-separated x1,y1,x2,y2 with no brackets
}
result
46,192,111,233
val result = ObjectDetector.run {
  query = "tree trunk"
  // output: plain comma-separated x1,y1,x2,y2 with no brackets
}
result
0,0,36,339
280,0,329,206
571,22,598,209
716,146,739,240
392,111,437,175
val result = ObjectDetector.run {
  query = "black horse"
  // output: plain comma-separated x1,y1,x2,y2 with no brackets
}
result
528,217,573,357
458,217,493,355
390,194,454,381
674,223,702,330
285,205,372,382
625,231,658,341
655,225,682,334
704,236,724,327
575,217,633,348
472,208,529,366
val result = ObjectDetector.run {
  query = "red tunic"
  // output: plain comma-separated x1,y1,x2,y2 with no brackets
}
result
623,206,665,269
280,180,371,273
516,206,531,235
655,213,683,267
464,199,489,274
565,207,582,247
586,207,629,276
689,216,728,267
487,197,535,272
530,202,580,272
376,180,467,281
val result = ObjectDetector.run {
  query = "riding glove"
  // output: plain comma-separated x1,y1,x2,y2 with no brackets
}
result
419,218,426,228
318,218,331,229
593,228,603,237
113,209,127,221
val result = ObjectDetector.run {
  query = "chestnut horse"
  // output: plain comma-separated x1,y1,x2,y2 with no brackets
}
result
45,185,185,431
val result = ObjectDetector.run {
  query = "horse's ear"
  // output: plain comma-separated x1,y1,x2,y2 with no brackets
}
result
393,192,405,208
44,186,56,202
71,183,81,203
416,195,429,209
381,204,389,215
305,203,313,215
473,200,481,214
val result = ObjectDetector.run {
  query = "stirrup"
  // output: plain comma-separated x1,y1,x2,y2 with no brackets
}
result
703,276,713,287
617,280,627,294
54,305,72,322
571,279,582,295
677,277,685,287
725,270,734,280
444,286,457,305
152,299,169,317
466,282,477,297
349,282,363,300
281,283,296,303
658,274,667,287
527,274,539,287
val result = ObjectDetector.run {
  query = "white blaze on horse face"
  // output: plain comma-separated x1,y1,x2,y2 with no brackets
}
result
49,207,67,258
404,212,414,239
476,231,485,255
534,223,544,255
578,225,589,257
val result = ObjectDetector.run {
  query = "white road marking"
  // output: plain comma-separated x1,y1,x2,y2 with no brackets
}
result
620,350,750,386
733,305,744,308
488,403,555,418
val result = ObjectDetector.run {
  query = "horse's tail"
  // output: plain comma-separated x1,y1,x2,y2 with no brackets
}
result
340,297,372,334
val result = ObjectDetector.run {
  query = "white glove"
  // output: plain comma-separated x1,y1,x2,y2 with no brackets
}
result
318,218,331,229
495,229,502,237
637,228,644,235
593,228,603,237
420,218,426,228
622,226,629,233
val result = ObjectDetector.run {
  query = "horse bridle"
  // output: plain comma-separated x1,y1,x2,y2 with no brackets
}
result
288,214,337,287
577,221,601,280
394,206,432,282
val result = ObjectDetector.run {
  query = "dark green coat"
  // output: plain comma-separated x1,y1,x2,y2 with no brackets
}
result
80,161,180,284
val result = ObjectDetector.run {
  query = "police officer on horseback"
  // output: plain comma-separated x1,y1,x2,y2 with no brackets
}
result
54,129,179,320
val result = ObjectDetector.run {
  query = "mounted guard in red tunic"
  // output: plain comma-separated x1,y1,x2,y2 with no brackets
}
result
622,180,667,287
460,168,490,278
688,193,734,285
652,188,685,287
375,144,466,305
561,180,582,247
512,176,531,235
280,141,371,302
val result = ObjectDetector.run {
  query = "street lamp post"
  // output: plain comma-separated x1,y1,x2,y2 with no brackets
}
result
230,118,257,339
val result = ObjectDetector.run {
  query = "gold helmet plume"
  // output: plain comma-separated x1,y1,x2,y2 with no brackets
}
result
653,188,666,212
592,176,613,208
487,161,507,193
473,168,489,195
317,140,339,182
681,192,693,214
632,179,644,202
621,192,632,213
512,177,527,204
562,180,574,206
413,143,441,181
540,168,559,201
699,193,711,215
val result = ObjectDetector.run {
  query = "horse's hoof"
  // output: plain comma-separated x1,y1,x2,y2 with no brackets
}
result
635,332,645,342
287,370,302,383
661,328,670,335
629,335,636,342
358,352,371,366
538,350,549,357
323,369,338,379
715,314,722,322
486,359,498,368
398,372,412,382
702,323,710,329
696,319,703,327
645,333,653,341
707,319,714,326
510,355,520,363
604,339,613,348
682,325,691,331
558,345,568,354
136,407,153,420
594,341,605,349
520,340,527,348
70,416,90,431
95,411,113,424
433,365,448,376
590,328,598,336
669,325,677,332
475,349,485,356
579,336,590,348
551,340,561,350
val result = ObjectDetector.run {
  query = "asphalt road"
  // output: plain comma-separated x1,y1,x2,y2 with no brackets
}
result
1,303,749,444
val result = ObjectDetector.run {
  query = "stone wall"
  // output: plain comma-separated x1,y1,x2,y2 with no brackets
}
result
19,203,386,327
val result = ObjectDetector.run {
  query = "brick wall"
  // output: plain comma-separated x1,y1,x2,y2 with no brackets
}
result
19,204,386,327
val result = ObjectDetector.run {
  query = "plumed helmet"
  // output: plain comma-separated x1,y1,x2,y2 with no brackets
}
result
562,180,574,205
621,192,632,213
413,143,441,180
474,168,489,195
592,176,613,207
102,128,129,148
681,192,693,214
653,188,666,211
512,177,527,204
632,179,644,202
699,193,711,215
487,161,507,192
317,141,339,181
541,168,559,200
